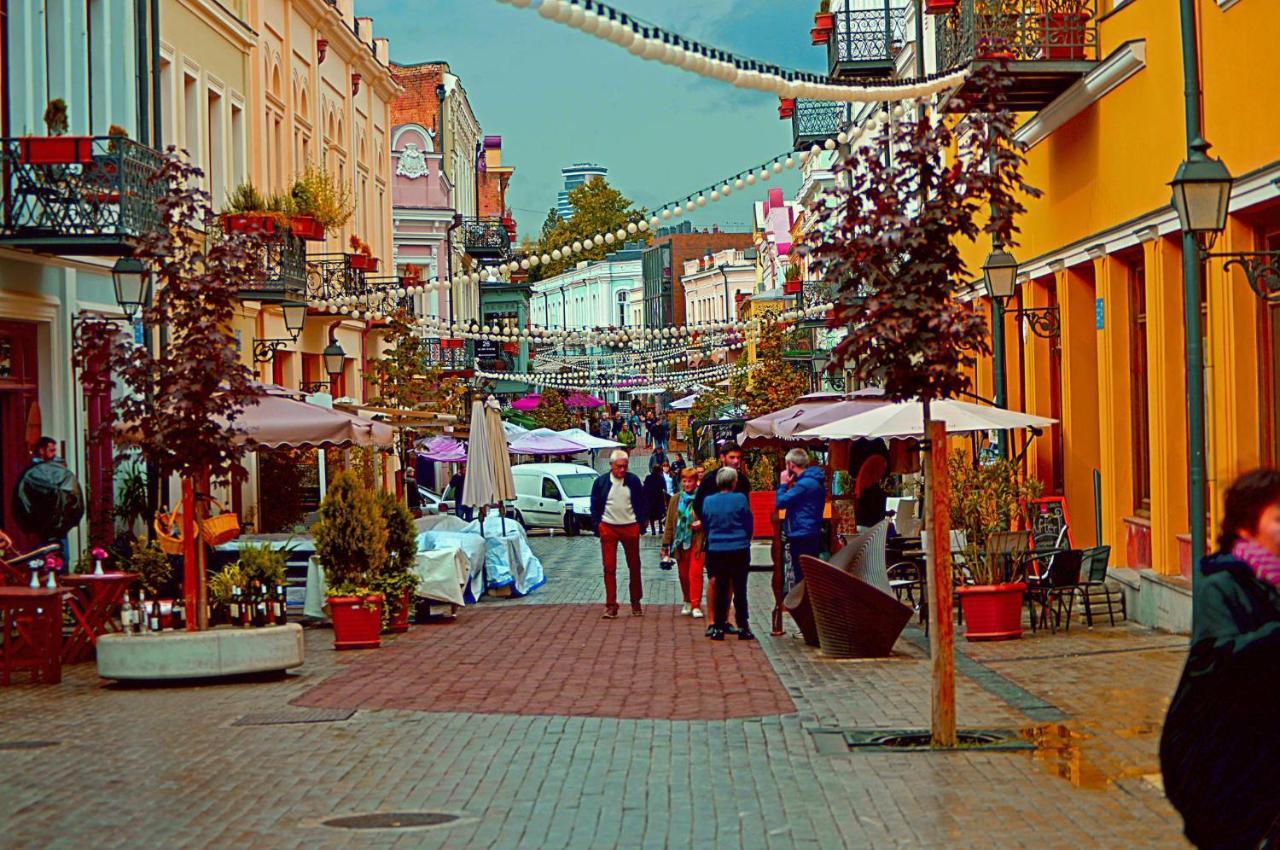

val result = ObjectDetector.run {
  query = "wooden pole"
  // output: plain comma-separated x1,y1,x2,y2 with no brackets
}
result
180,477,198,631
196,467,210,630
925,418,957,747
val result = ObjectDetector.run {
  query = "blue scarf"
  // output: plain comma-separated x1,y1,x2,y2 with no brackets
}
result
672,491,696,551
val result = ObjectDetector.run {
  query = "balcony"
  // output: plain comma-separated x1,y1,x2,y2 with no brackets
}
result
828,3,908,79
423,338,475,374
239,228,308,303
0,136,165,255
462,216,512,261
791,100,842,151
307,253,367,302
935,0,1100,113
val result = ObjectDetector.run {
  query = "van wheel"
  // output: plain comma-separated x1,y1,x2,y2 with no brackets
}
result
564,513,580,537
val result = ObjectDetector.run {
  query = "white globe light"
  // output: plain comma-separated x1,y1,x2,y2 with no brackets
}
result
541,253,552,264
837,132,849,145
521,259,531,270
785,157,795,169
760,169,770,181
810,144,822,157
734,178,745,190
685,200,696,212
696,195,707,207
565,4,584,27
529,255,541,267
721,184,732,197
824,138,837,150
537,0,562,19
649,216,661,227
572,240,583,252
710,190,720,202
772,161,783,174
615,228,627,240
640,219,652,231
745,173,756,185
551,249,562,260
604,233,615,244
626,222,637,234
672,206,683,217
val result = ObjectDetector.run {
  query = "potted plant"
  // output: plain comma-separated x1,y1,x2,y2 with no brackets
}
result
811,0,834,44
348,235,379,272
1041,0,1092,60
747,452,781,536
221,183,282,235
784,264,803,294
209,563,246,626
950,455,1043,641
20,98,94,165
402,263,422,283
288,164,353,241
975,0,1020,60
925,0,958,13
373,490,418,634
313,471,387,649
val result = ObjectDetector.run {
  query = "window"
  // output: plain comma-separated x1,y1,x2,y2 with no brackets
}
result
159,54,175,146
541,478,559,500
207,87,224,208
558,474,595,498
229,101,246,189
618,290,629,326
1128,259,1151,514
183,70,201,177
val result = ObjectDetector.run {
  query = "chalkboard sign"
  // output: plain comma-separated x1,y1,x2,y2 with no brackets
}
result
1029,497,1072,552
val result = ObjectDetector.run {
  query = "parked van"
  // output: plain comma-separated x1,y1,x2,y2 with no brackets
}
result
510,462,598,535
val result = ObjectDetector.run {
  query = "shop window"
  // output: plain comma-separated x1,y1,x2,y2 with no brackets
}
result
1129,260,1151,514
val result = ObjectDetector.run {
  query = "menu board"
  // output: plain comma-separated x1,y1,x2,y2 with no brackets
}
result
1029,496,1072,552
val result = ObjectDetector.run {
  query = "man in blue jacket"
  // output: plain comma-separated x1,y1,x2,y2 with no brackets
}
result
776,448,826,587
590,449,648,618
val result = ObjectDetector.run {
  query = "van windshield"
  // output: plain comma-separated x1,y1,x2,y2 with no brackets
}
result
557,474,596,498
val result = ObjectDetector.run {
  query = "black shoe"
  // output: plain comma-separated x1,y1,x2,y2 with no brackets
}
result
705,625,716,637
723,623,739,635
708,627,725,641
738,628,755,641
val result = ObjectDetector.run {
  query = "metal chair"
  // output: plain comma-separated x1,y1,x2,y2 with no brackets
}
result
1026,549,1083,633
1078,544,1124,626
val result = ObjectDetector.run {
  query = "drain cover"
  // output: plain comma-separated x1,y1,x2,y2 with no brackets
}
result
837,728,1035,752
0,741,59,751
232,709,354,726
322,812,459,830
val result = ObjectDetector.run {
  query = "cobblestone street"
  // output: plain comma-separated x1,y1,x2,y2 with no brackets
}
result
0,534,1188,849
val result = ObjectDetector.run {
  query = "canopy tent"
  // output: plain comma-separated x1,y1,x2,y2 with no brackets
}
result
669,393,700,410
795,399,1057,440
564,392,605,408
558,427,621,449
502,421,530,441
416,436,467,463
508,429,589,456
737,392,854,447
510,394,541,412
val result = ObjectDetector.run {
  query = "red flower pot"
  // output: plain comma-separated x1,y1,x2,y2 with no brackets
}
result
810,26,831,45
289,214,326,241
19,136,94,165
502,342,519,354
784,280,802,294
348,254,379,272
748,491,777,539
813,11,835,29
778,98,796,120
956,582,1026,641
924,0,957,13
1043,12,1091,60
328,594,383,649
222,213,279,236
385,588,412,634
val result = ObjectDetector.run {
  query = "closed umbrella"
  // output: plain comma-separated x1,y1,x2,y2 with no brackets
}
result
795,399,1056,440
462,399,498,510
486,396,516,505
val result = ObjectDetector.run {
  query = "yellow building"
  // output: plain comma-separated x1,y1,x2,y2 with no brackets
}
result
939,0,1280,629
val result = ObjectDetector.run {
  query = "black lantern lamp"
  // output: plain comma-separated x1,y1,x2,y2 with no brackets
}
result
281,301,307,341
111,257,152,319
322,338,346,379
982,247,1019,304
1170,138,1233,250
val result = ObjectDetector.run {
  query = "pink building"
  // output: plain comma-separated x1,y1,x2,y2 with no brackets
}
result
391,122,456,323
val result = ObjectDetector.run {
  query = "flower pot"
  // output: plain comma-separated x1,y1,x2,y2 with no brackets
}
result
784,280,802,294
19,136,94,165
349,254,379,273
814,11,835,29
810,26,831,45
956,582,1026,641
288,214,326,241
386,587,412,634
328,594,383,649
222,213,279,236
924,0,957,13
778,98,796,120
1043,12,1091,60
748,491,777,539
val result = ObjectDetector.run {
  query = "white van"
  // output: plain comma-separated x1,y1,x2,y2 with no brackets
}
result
510,462,598,535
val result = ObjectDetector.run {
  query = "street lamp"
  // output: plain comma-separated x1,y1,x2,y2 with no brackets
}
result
322,338,347,379
982,247,1019,303
112,257,152,319
1169,138,1233,249
281,301,307,341
981,246,1060,339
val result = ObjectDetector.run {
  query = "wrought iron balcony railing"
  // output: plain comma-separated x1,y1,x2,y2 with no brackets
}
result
0,136,165,255
307,253,366,301
791,99,842,151
462,216,512,260
239,228,308,303
828,3,909,79
422,337,474,372
935,0,1099,110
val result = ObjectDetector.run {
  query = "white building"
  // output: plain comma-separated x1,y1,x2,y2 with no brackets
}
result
681,249,757,325
530,242,645,330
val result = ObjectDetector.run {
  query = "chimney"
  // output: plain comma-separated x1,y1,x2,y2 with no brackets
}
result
336,0,354,26
374,38,390,66
356,17,374,46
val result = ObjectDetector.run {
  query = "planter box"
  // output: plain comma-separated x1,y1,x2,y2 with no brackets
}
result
20,136,94,165
288,215,326,241
328,594,383,649
813,11,835,29
810,26,831,45
778,98,796,120
349,254,379,273
222,213,280,236
924,0,957,13
1043,12,1091,60
385,587,412,634
748,491,777,540
957,582,1026,641
784,280,802,294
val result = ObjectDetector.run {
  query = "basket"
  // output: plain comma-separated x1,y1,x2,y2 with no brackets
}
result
197,498,241,546
154,510,185,555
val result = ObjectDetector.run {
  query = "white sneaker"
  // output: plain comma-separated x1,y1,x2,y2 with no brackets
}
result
691,608,704,619
680,603,692,615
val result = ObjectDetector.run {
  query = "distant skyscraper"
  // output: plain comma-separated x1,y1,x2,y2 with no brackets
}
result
556,162,608,219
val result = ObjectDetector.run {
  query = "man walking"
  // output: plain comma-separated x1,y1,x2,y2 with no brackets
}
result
776,448,826,589
590,449,647,619
14,437,83,565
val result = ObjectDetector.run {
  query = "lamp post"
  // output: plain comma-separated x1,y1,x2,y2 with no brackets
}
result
112,257,153,320
322,336,346,391
983,246,1017,455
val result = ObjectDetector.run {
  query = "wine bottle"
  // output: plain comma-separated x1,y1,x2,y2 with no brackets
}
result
120,594,134,635
171,597,184,631
275,583,288,625
229,586,242,624
148,599,160,633
263,582,275,626
136,594,148,634
253,581,267,627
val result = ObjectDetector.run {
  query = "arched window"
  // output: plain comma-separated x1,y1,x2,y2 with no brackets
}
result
617,290,628,327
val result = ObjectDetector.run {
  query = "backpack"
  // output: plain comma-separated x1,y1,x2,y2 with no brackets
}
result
14,460,85,539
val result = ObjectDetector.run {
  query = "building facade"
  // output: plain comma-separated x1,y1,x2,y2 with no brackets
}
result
530,244,644,331
556,162,607,219
681,249,757,326
641,225,753,329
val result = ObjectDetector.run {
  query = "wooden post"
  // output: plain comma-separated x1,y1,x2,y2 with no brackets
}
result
180,477,199,631
196,467,210,630
925,419,957,747
770,504,784,636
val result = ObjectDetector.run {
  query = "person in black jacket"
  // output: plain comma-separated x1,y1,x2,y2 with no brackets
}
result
694,442,750,635
589,450,648,618
1160,468,1280,849
641,460,669,535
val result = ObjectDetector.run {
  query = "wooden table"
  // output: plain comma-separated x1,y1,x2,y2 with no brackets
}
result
61,572,138,663
0,587,68,684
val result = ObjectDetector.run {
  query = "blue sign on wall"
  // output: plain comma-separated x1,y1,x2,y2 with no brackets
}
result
1095,297,1105,330
132,318,145,346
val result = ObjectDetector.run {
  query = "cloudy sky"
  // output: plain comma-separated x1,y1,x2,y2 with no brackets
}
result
356,0,816,240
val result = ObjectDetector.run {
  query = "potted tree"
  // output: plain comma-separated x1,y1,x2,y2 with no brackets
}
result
747,452,781,537
221,183,282,235
784,264,803,294
313,471,387,649
1041,0,1093,60
288,164,354,241
811,1,834,44
950,455,1042,640
20,99,94,165
374,490,418,634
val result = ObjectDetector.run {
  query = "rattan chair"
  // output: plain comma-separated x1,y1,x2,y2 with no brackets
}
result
800,549,912,659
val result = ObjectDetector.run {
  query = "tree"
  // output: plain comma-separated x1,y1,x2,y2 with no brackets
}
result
809,64,1037,747
366,308,468,417
731,321,809,419
530,388,572,431
529,177,650,280
539,206,561,243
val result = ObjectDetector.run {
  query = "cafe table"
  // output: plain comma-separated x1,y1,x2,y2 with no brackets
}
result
0,586,69,684
61,572,138,663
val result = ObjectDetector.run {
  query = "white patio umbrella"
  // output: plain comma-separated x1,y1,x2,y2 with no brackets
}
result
485,396,516,505
462,399,498,510
795,398,1056,440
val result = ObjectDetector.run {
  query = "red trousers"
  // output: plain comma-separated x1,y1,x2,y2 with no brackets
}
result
676,546,703,609
600,522,643,611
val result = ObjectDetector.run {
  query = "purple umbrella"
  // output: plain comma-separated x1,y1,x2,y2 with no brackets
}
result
507,430,589,455
510,394,541,411
564,392,604,408
417,436,467,463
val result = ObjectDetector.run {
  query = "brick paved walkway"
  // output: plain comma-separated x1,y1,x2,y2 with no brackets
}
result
0,534,1189,849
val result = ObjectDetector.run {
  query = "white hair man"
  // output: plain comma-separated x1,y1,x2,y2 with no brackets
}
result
776,448,826,588
588,449,648,618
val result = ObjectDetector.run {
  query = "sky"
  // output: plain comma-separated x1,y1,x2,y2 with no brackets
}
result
355,0,819,242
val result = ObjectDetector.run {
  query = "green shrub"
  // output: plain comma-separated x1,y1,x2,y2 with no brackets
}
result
312,471,386,598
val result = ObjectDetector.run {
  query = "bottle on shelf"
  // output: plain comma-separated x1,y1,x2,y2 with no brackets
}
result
252,581,267,628
275,583,288,625
229,585,242,625
27,560,41,588
120,594,134,635
136,593,147,634
148,598,161,633
171,597,185,631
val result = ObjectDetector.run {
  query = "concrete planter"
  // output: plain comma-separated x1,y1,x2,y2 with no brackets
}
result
96,623,304,681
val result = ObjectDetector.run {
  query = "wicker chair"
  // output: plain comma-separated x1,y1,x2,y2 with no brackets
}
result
800,555,912,658
782,581,820,647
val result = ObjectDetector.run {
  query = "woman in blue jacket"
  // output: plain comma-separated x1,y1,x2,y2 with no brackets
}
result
700,466,755,641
